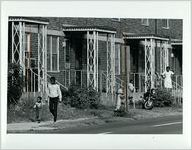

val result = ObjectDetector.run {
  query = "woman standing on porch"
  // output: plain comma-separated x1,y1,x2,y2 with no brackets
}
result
161,66,174,92
47,77,62,123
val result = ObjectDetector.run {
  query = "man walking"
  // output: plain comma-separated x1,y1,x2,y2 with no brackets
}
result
47,77,62,123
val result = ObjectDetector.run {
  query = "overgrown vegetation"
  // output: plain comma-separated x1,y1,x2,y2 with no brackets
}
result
62,85,101,109
7,94,110,123
7,63,23,107
154,88,174,107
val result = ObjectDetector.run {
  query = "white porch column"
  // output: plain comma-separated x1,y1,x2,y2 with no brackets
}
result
106,34,111,94
160,41,169,74
111,34,116,94
150,39,155,89
44,25,48,94
87,31,98,90
11,21,25,65
144,38,155,91
11,21,26,91
38,25,47,95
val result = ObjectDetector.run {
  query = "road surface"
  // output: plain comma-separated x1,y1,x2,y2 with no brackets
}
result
32,115,182,134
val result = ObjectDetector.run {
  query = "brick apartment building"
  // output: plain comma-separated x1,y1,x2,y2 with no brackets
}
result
8,17,182,106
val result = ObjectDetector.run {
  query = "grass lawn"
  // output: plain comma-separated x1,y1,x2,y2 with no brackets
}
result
7,102,114,123
7,100,182,124
128,106,182,120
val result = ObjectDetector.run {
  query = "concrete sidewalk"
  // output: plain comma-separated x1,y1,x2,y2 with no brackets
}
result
7,117,95,132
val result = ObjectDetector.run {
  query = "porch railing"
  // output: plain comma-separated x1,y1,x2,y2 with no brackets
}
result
129,73,145,92
24,68,68,94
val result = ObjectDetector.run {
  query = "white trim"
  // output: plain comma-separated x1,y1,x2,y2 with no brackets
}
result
47,71,60,73
171,42,182,45
124,36,169,41
48,30,64,36
25,27,64,36
83,34,124,43
63,28,116,34
9,18,49,25
111,18,121,22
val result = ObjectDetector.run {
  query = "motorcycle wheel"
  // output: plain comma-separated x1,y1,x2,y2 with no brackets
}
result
144,100,153,110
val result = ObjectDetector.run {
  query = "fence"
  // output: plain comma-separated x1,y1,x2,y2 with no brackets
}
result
24,68,183,106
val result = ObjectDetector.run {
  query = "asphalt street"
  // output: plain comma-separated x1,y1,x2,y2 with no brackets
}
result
33,115,182,134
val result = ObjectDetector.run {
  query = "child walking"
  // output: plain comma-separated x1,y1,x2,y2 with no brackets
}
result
47,77,62,123
33,96,42,123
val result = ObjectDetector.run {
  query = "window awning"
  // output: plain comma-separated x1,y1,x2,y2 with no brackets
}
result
63,26,116,34
9,17,49,25
123,33,170,41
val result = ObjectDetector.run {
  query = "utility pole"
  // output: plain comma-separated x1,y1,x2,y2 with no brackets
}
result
121,45,130,112
125,46,128,112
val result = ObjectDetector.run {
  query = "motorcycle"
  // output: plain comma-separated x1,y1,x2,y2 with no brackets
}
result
142,88,156,110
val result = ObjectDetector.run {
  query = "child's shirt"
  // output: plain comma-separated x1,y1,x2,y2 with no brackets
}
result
34,102,42,109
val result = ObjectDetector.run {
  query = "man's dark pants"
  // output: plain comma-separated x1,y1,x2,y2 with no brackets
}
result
49,97,59,122
35,107,41,122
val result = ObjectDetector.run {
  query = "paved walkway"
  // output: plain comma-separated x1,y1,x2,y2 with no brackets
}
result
7,117,94,132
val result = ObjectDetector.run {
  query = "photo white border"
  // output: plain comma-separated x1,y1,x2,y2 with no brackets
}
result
1,1,191,149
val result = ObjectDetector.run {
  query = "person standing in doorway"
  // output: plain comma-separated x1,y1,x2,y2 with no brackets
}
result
47,77,62,123
161,66,174,92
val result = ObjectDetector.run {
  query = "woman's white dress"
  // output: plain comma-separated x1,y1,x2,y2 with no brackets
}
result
162,71,174,88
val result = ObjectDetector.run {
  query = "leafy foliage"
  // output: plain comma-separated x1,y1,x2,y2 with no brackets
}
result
62,85,100,109
154,88,174,107
7,63,23,107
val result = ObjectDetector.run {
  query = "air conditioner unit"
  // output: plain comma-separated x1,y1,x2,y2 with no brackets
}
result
65,63,70,69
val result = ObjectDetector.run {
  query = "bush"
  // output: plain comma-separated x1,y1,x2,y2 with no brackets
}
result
154,88,174,107
7,63,24,107
62,85,100,109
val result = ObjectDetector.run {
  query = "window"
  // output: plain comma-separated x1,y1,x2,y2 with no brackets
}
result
24,33,36,68
115,44,121,75
24,33,31,58
162,19,169,29
141,19,149,26
64,39,71,69
47,36,60,72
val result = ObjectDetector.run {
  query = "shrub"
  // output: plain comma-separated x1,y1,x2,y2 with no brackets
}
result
154,88,174,107
7,63,24,107
62,85,100,109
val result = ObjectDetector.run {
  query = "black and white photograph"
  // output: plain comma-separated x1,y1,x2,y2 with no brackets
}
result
7,16,183,134
0,1,191,149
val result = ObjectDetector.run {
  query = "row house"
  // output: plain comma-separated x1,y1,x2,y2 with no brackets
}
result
8,17,182,106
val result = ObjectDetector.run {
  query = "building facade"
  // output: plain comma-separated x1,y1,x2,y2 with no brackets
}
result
8,17,183,106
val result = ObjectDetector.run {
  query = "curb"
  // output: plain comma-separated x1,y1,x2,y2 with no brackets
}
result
7,117,98,132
